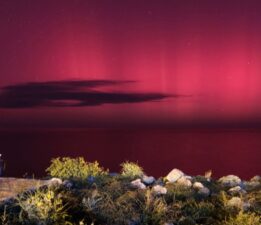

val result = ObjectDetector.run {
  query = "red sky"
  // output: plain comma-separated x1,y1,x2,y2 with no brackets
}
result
1,1,261,178
1,0,261,129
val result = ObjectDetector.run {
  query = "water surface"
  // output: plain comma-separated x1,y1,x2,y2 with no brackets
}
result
0,128,260,179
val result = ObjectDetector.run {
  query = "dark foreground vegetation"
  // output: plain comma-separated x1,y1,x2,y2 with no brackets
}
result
0,157,260,225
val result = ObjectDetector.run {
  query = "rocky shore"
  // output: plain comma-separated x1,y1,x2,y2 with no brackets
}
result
0,166,260,225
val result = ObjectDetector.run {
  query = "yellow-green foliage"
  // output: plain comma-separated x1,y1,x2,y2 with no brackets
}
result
141,190,168,225
120,161,144,179
165,183,194,201
17,188,68,224
182,200,215,222
247,190,261,216
82,187,168,225
46,157,108,180
224,211,261,225
99,177,131,199
82,189,140,225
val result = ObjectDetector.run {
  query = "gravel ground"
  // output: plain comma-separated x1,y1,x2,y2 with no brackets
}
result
0,178,47,201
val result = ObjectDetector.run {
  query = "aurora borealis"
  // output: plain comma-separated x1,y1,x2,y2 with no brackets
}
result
1,0,261,128
0,0,261,177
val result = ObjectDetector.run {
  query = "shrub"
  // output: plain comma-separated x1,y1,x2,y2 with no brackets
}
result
247,190,261,216
165,183,194,202
120,161,144,179
178,216,196,225
17,187,69,224
46,157,108,180
82,189,139,225
99,177,132,199
223,211,261,225
181,200,216,223
140,190,168,225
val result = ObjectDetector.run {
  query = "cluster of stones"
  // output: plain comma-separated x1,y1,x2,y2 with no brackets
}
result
218,174,261,211
46,171,261,205
129,170,261,225
130,169,261,208
130,168,212,196
20,171,261,209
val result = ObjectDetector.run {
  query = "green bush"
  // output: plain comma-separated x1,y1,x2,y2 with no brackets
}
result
46,157,108,180
223,211,261,225
247,190,261,216
17,187,69,224
120,161,144,179
165,183,194,202
82,189,140,225
181,200,216,223
140,190,168,225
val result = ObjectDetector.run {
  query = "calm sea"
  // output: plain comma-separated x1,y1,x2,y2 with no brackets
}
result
0,128,260,179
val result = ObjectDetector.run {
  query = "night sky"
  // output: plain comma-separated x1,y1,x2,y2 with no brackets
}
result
0,0,261,177
1,0,261,129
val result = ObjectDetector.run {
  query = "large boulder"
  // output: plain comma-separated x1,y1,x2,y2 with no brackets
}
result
131,179,146,190
218,175,242,187
166,169,184,183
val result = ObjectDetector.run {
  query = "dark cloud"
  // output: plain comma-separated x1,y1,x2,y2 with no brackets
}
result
0,80,175,108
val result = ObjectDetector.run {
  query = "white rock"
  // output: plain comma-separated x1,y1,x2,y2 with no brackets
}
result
193,182,204,189
47,178,63,186
227,197,243,209
152,185,167,195
177,176,192,187
131,179,146,189
166,169,184,183
142,175,155,185
218,175,241,187
228,186,246,195
198,187,210,196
